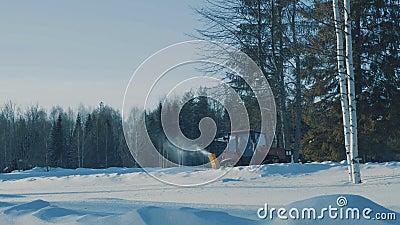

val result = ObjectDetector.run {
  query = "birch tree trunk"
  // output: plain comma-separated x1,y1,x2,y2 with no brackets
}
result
344,0,361,184
333,0,352,182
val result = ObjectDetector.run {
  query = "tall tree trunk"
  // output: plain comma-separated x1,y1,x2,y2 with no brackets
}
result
344,0,361,184
81,137,84,168
272,1,289,150
333,0,352,182
292,0,301,162
105,126,108,168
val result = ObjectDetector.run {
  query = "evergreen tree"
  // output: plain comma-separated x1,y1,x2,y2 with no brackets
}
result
70,114,83,168
47,115,64,167
83,114,97,168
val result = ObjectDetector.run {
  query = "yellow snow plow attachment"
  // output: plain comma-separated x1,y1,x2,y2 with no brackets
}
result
208,153,220,169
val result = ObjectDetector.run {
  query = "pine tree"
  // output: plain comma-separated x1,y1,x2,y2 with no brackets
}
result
83,114,97,168
47,115,63,167
71,114,83,168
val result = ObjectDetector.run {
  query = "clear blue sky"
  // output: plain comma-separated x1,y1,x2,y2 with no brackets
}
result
0,0,205,111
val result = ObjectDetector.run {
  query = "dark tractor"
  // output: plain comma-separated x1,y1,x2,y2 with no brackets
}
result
213,130,292,166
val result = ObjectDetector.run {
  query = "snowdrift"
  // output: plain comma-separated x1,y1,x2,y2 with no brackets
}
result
1,195,397,225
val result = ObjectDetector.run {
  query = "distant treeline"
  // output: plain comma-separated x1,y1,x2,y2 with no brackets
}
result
0,96,229,172
0,102,136,172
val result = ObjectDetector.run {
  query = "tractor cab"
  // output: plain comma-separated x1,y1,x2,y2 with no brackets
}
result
219,130,292,166
221,130,268,166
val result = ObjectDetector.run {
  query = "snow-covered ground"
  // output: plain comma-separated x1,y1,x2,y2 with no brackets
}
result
0,162,399,224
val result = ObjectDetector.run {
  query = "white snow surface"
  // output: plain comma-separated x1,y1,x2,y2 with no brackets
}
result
0,161,399,224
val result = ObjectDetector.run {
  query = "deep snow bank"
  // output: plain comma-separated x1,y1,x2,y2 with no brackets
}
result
0,195,397,225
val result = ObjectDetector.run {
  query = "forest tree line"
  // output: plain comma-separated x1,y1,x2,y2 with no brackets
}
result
0,102,136,172
0,97,227,172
